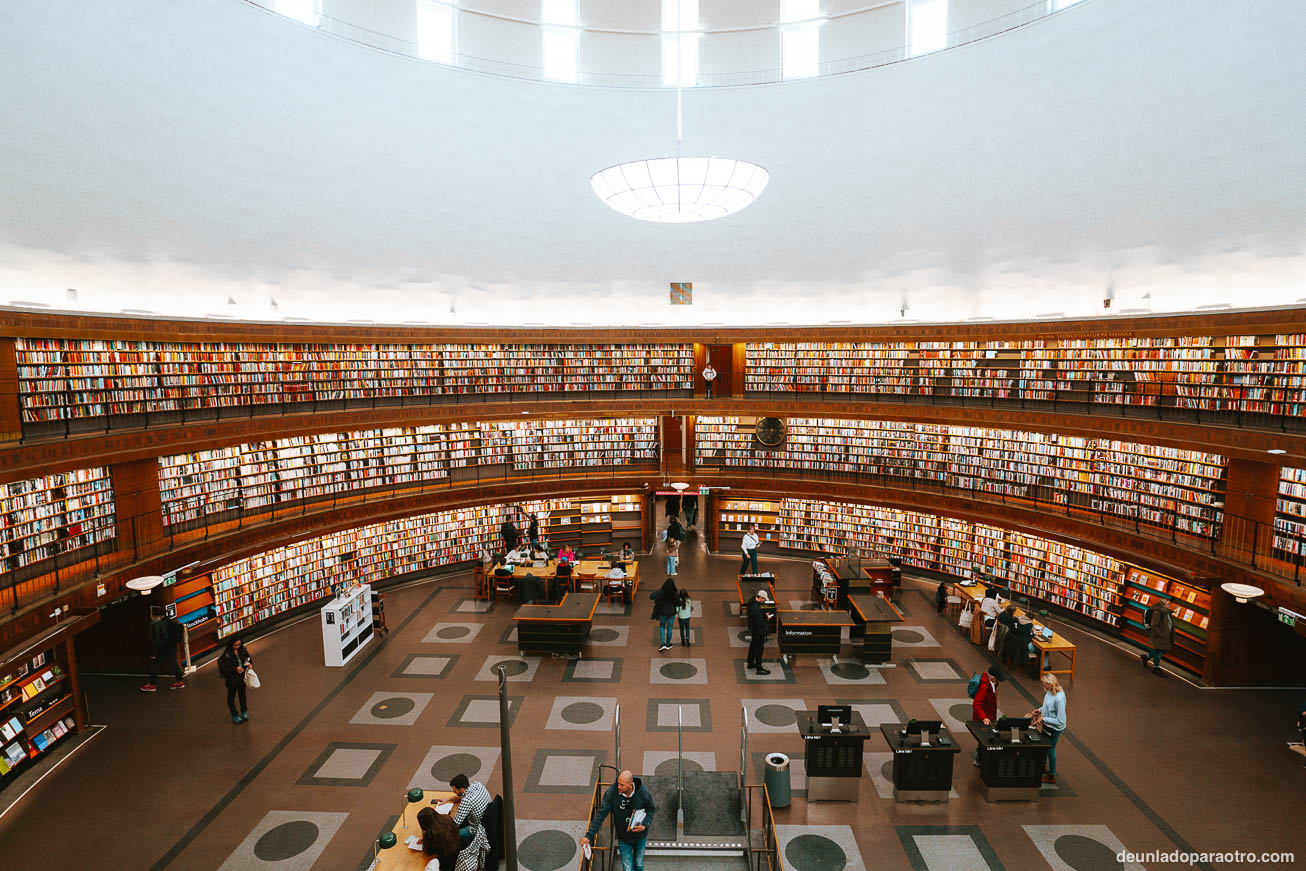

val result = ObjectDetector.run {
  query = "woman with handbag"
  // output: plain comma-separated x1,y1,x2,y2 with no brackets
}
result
218,638,253,724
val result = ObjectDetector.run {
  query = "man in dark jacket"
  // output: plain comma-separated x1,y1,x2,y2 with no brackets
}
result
580,770,656,871
140,607,185,692
500,517,519,553
746,589,771,675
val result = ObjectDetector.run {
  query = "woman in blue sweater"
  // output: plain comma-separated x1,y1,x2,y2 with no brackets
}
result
1029,673,1067,783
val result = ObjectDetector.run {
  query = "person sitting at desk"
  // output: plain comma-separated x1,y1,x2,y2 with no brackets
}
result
620,542,634,562
416,806,460,870
979,588,1002,629
605,563,629,600
505,545,530,565
558,544,577,563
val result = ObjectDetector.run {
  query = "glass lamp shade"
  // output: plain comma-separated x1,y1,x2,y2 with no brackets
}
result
590,157,769,223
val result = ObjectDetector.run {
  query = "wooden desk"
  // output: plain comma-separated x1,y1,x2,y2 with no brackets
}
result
375,790,456,870
847,594,904,664
776,609,856,666
951,582,1077,681
821,558,894,607
574,560,639,593
515,592,601,657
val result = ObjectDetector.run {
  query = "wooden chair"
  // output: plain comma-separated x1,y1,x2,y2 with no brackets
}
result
492,570,515,603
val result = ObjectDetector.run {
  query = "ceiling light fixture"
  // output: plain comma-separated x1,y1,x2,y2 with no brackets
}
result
590,6,767,223
1220,583,1264,604
1268,449,1287,455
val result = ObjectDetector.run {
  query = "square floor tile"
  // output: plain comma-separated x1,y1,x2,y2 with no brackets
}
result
525,748,605,794
896,826,1003,870
297,742,395,787
475,654,541,682
733,658,797,684
447,694,523,729
774,825,867,871
217,810,349,871
408,745,501,791
722,601,742,620
1023,825,1143,871
648,626,703,647
644,750,716,779
595,600,632,617
451,597,495,614
562,657,623,683
892,625,941,647
650,657,708,684
742,698,806,734
391,653,459,679
546,696,618,731
499,625,519,645
646,698,712,732
349,692,433,727
727,626,754,648
906,658,966,683
835,698,908,730
515,819,589,871
751,751,807,796
586,626,629,647
422,622,484,644
818,659,888,685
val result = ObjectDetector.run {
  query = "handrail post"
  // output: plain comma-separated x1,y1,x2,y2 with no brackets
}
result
676,704,685,834
494,663,518,871
614,703,621,773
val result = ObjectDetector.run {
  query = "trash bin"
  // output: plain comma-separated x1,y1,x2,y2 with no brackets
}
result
763,753,791,808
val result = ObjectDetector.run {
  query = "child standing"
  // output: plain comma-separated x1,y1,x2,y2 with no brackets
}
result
676,589,693,647
665,536,680,577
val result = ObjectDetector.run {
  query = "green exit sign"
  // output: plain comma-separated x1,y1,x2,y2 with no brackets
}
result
1281,612,1297,627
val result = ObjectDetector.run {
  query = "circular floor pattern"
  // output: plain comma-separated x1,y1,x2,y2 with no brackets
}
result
949,703,973,724
431,752,483,782
561,702,606,725
659,662,698,680
655,757,704,777
518,829,576,871
437,626,471,639
831,662,871,680
736,630,751,643
590,628,619,642
1054,835,1123,871
253,820,320,862
754,704,798,727
371,697,416,719
784,834,847,871
893,629,925,644
495,659,529,676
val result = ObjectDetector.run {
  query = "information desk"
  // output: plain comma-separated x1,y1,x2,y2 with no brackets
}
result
796,710,870,802
878,724,961,802
736,574,777,629
964,721,1050,802
776,609,856,667
846,594,903,664
374,789,456,870
821,558,895,607
514,592,601,657
952,582,1077,680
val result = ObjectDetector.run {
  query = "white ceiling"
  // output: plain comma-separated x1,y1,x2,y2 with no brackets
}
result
0,0,1303,326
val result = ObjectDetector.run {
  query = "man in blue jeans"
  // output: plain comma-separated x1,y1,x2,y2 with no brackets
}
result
579,769,656,871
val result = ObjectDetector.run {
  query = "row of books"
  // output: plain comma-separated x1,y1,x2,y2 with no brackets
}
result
0,470,116,570
1274,466,1306,558
0,714,77,778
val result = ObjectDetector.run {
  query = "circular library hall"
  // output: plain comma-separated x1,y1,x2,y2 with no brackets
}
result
2,2,1305,871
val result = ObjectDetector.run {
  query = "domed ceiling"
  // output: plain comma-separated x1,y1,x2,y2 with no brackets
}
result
0,0,1303,326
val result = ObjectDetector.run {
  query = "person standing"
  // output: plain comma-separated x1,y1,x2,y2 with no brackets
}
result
746,589,771,675
1029,673,1067,783
676,589,693,648
140,606,185,692
935,581,948,613
217,638,252,724
740,524,760,575
579,770,656,871
528,513,540,548
500,516,519,553
666,516,684,546
1141,599,1174,675
971,666,1002,765
651,578,679,651
665,536,680,577
683,495,698,529
702,362,717,398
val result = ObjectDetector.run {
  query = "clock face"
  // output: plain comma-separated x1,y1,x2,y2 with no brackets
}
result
756,417,786,447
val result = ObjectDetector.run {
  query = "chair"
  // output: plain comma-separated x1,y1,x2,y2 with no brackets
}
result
492,570,515,603
603,576,627,604
944,595,962,621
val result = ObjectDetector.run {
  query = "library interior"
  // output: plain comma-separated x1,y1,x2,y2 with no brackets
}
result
2,2,1306,870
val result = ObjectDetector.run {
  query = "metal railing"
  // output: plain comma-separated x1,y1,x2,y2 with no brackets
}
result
578,766,618,871
743,784,784,871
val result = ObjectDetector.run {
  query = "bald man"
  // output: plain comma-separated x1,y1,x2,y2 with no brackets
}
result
579,769,656,871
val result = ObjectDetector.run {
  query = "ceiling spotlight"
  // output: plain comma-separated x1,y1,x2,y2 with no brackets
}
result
1268,449,1287,455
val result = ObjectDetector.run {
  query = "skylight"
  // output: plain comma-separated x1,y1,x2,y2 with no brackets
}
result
908,0,947,56
416,1,455,64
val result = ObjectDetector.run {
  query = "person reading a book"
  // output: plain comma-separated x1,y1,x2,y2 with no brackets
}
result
416,806,460,869
579,769,656,871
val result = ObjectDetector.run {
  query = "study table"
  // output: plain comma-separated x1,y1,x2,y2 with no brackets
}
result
373,789,456,870
846,594,904,664
878,724,961,802
514,592,601,657
951,582,1077,681
775,609,857,667
964,721,1050,802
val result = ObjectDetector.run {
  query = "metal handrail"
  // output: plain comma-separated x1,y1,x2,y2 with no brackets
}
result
676,704,684,832
614,704,621,773
740,706,750,828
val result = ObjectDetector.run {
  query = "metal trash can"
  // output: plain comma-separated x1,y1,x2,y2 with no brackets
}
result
763,753,791,808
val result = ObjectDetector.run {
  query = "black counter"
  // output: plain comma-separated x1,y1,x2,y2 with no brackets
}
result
777,610,856,665
514,592,601,657
878,724,961,802
964,721,1051,801
846,594,903,664
797,710,870,802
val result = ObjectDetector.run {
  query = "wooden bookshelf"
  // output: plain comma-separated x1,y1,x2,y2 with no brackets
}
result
1119,566,1210,674
14,339,693,429
716,498,783,553
210,494,641,637
157,418,657,528
1273,466,1306,559
696,416,1226,537
1,469,116,578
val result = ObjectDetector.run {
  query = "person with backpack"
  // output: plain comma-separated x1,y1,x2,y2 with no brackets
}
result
1141,599,1174,675
970,666,1003,765
140,606,185,692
